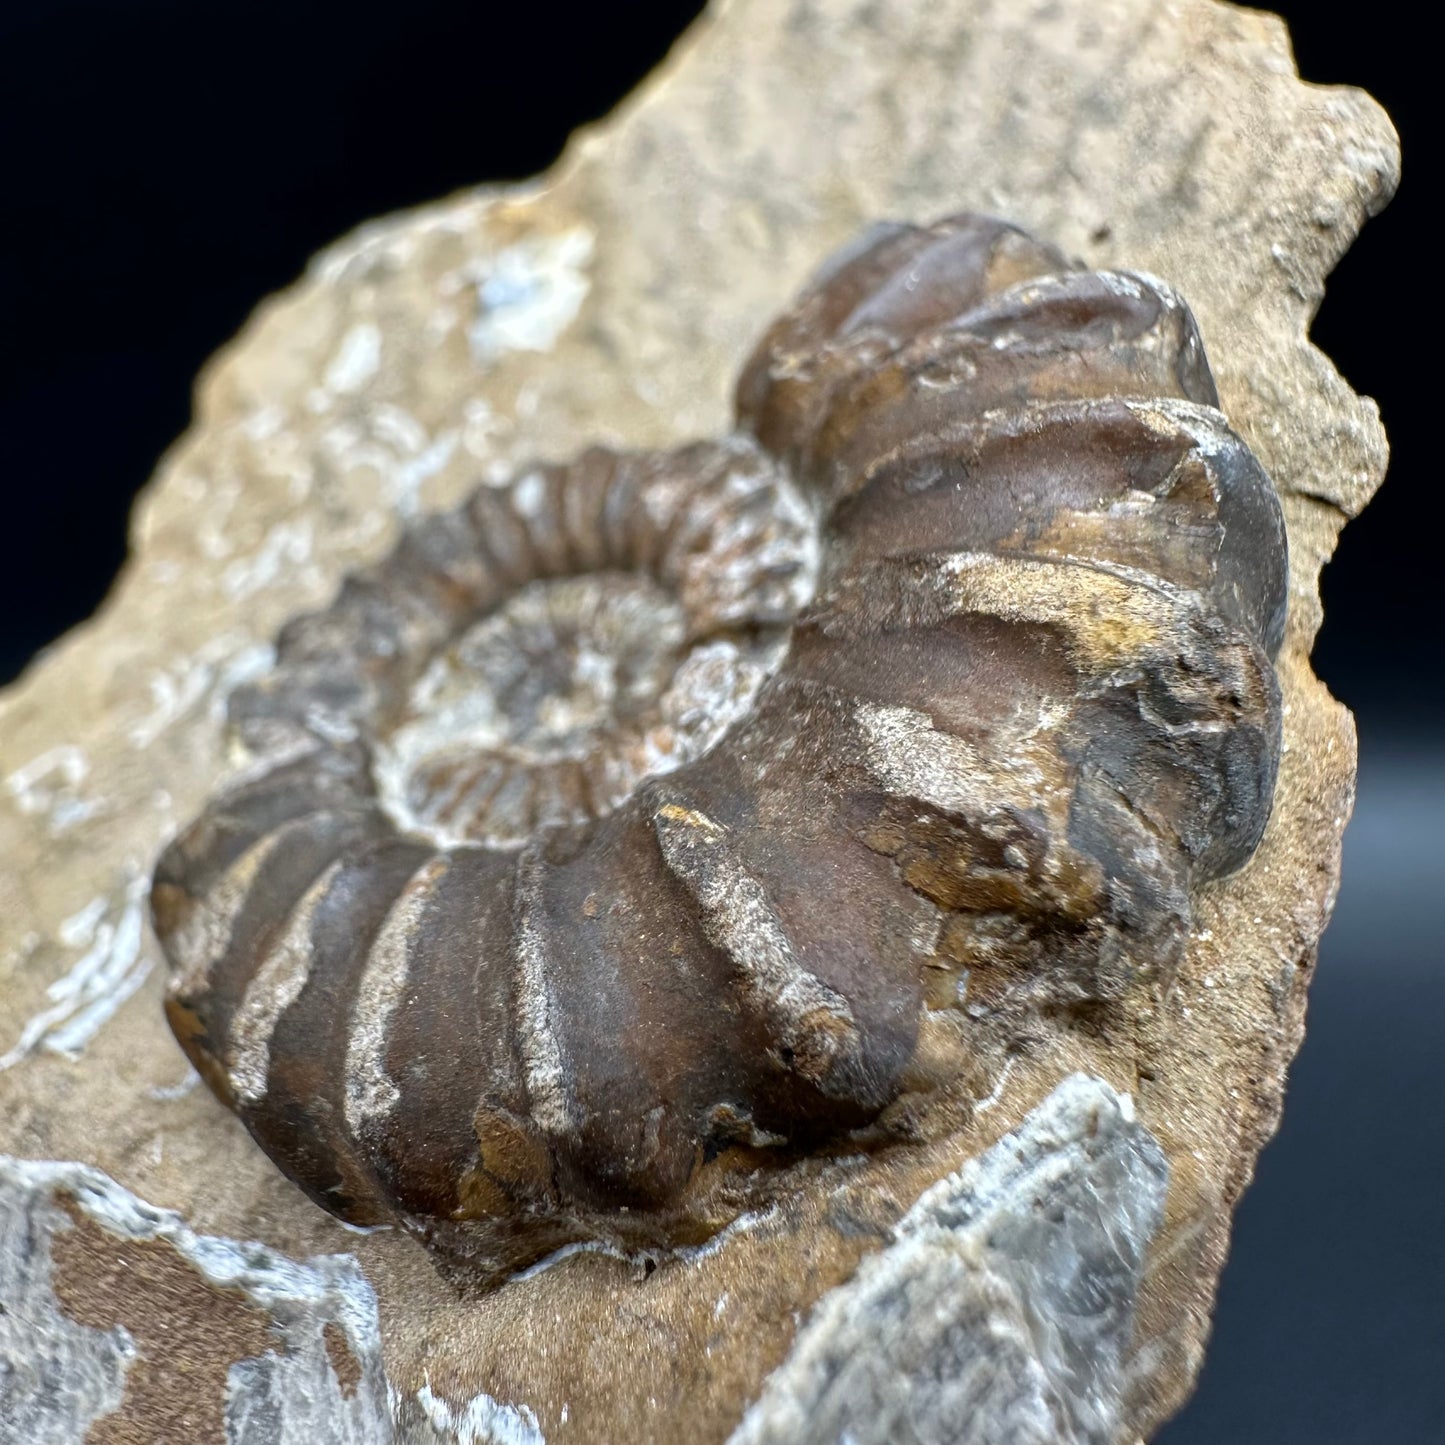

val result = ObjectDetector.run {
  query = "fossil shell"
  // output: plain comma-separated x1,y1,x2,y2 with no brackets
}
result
151,213,1286,1283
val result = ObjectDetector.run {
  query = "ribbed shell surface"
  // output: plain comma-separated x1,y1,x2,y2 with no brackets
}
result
152,214,1287,1283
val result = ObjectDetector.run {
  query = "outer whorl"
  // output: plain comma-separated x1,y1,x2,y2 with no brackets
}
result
151,213,1287,1284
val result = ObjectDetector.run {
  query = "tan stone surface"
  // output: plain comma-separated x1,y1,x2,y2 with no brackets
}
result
0,0,1396,1439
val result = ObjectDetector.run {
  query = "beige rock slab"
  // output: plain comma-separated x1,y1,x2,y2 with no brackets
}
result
0,0,1396,1440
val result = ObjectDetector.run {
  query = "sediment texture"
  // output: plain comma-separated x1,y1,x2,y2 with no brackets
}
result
0,1155,393,1445
0,0,1396,1440
727,1076,1168,1445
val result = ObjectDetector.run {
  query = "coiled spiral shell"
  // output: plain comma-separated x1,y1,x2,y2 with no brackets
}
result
152,214,1287,1282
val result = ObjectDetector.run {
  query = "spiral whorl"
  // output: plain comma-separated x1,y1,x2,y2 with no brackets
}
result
152,214,1286,1282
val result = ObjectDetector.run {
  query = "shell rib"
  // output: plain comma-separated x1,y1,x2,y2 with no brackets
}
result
151,214,1286,1282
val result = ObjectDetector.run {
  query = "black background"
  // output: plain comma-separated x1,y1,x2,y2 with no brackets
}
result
1,2,1438,1440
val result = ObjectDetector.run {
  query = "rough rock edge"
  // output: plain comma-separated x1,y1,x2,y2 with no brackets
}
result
727,1075,1168,1445
0,1,1400,1441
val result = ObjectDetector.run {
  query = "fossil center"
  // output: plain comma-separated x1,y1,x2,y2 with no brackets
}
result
373,571,791,847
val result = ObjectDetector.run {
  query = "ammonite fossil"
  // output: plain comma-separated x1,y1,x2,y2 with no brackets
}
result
151,214,1287,1283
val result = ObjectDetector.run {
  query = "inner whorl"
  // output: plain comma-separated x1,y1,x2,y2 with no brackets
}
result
226,436,820,848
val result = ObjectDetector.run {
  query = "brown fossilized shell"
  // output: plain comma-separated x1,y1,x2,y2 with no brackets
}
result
150,213,1287,1285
